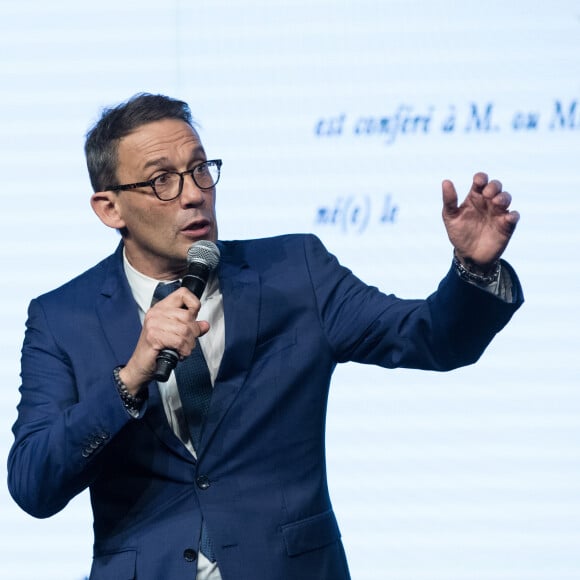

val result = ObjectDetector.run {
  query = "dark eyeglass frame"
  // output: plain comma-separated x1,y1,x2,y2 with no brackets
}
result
105,159,222,201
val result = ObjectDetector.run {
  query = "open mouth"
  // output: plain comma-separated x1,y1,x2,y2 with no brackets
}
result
182,220,211,237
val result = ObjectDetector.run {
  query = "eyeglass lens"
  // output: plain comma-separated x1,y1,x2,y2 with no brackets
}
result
153,162,219,200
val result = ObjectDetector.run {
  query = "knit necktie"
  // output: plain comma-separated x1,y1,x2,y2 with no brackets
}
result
152,282,216,563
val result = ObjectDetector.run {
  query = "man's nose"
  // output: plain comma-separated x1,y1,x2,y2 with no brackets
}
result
180,173,205,206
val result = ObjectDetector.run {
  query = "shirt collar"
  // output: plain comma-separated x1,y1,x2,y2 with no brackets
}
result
122,247,218,314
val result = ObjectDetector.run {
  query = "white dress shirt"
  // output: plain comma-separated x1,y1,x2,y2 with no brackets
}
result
124,251,224,580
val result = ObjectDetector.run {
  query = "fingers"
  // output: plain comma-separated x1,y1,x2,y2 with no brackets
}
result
470,171,490,193
158,287,202,314
145,288,208,357
472,172,520,235
502,209,521,233
156,313,206,353
444,173,505,213
123,290,210,389
471,173,516,212
482,179,517,221
469,173,501,199
506,210,520,225
490,190,512,210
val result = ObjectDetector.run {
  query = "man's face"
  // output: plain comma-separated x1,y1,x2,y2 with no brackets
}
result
110,118,218,279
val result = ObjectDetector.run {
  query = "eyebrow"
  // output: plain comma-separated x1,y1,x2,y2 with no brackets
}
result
142,147,207,171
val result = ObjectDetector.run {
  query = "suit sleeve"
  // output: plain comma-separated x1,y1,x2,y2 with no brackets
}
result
7,298,135,518
302,234,523,371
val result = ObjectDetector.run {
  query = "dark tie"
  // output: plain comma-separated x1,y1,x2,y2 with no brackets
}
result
152,282,217,563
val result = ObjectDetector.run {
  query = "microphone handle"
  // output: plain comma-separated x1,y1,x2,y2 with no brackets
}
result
153,349,180,382
152,269,210,382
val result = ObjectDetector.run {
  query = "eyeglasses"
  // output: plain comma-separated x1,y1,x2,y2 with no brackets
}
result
105,159,222,201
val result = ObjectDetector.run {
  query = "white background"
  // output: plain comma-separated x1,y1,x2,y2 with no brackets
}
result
1,1,579,578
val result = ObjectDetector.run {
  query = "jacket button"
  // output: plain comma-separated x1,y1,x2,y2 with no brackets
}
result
183,548,197,562
196,475,210,490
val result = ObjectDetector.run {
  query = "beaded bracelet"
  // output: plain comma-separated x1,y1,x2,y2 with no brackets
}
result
453,253,501,286
113,365,145,416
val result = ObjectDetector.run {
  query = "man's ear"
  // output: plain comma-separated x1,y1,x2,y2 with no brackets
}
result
90,190,126,230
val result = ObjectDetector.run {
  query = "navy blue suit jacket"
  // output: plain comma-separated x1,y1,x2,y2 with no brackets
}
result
8,234,522,580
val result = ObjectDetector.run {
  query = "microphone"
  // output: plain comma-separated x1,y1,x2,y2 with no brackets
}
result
153,240,221,382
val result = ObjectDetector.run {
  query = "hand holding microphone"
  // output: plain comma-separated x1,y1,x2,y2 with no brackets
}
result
153,241,221,382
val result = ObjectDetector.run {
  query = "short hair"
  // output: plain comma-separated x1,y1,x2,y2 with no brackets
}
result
84,93,194,192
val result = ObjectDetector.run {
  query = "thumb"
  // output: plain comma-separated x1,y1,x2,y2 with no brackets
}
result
197,320,211,337
441,179,459,217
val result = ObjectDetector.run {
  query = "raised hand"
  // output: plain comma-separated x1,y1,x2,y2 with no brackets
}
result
442,172,520,270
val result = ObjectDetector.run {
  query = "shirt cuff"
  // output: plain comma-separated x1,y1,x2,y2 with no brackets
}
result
454,259,515,303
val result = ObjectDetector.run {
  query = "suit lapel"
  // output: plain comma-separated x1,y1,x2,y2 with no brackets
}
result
96,245,142,366
96,244,194,463
200,241,260,453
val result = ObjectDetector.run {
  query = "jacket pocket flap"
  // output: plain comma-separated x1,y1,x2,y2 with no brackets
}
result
281,510,341,557
91,549,137,579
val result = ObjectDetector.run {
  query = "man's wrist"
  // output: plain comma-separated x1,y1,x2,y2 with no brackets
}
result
453,251,501,286
113,365,146,417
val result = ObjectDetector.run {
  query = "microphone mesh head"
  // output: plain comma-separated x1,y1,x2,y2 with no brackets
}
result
186,240,221,270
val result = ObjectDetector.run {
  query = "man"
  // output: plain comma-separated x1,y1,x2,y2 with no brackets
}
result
8,93,523,580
